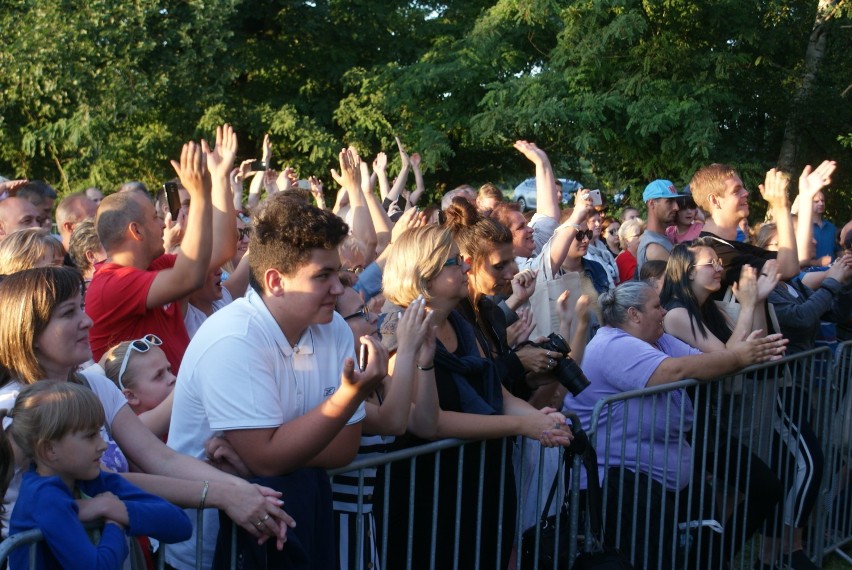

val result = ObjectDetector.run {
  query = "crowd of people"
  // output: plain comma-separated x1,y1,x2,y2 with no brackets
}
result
0,125,849,570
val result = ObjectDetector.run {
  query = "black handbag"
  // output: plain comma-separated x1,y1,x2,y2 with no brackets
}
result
568,415,634,570
520,452,570,569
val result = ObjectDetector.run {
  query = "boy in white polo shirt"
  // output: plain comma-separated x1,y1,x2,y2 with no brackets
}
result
167,193,387,570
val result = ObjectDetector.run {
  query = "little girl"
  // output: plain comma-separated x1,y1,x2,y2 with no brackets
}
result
101,335,175,439
0,381,191,570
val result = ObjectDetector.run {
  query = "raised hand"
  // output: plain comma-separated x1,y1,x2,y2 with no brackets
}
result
410,152,422,170
394,136,410,170
755,259,780,301
170,141,210,199
263,169,280,195
373,152,388,173
276,167,297,192
203,124,238,181
732,264,759,308
798,160,836,201
390,206,423,243
508,269,537,307
513,140,549,166
758,168,791,210
261,133,272,167
396,296,435,358
506,307,535,347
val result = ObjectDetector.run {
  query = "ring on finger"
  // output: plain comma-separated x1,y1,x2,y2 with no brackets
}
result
255,520,264,528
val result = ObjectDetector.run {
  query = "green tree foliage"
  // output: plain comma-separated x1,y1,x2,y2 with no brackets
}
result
1,0,850,224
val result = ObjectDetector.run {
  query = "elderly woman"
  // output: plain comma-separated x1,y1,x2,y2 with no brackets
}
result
378,224,573,570
562,282,784,570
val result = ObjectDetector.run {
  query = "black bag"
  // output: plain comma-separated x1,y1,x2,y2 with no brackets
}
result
567,414,634,570
520,454,570,569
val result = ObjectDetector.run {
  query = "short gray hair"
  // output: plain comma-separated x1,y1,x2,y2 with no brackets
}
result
599,281,653,327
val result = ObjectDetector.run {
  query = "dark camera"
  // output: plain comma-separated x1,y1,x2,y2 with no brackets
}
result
529,333,590,396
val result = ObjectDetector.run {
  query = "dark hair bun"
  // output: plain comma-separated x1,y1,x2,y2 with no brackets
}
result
442,197,479,230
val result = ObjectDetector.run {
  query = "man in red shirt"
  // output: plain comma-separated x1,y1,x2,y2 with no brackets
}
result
87,126,238,373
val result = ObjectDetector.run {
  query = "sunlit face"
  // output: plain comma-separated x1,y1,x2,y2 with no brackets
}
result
690,246,723,294
133,194,165,259
234,217,250,266
277,248,346,326
714,176,749,222
470,242,517,297
191,268,224,305
604,222,620,251
507,211,535,258
122,346,176,413
567,229,591,260
587,214,602,240
337,287,378,347
36,291,93,377
650,198,679,225
427,245,470,303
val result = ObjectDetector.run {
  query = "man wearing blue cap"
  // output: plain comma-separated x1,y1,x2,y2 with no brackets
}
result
636,179,684,275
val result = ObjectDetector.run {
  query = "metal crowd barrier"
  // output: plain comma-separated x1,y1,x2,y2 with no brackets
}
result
2,341,851,570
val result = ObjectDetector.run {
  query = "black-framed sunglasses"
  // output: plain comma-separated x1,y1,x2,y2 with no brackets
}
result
342,305,370,322
574,230,594,242
117,334,163,390
341,265,364,275
238,227,252,240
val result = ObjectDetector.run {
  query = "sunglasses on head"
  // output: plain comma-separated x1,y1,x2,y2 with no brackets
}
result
116,334,163,391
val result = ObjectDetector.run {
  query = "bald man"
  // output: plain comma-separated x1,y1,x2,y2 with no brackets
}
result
56,191,98,250
0,197,44,239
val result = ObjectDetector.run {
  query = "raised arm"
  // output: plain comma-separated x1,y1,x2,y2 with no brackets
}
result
547,192,593,275
408,152,426,208
514,140,560,220
146,142,213,309
203,124,238,271
795,161,837,267
331,147,377,257
359,158,393,255
373,152,390,201
386,137,410,203
758,168,799,279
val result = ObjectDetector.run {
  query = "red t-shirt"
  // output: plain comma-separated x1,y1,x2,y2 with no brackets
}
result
86,254,189,373
616,250,637,283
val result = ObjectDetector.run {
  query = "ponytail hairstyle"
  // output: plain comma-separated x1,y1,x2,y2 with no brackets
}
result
0,381,105,506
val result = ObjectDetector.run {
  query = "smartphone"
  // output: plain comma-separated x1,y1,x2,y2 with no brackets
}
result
250,160,267,172
588,189,603,207
297,179,310,190
163,182,181,221
358,344,369,372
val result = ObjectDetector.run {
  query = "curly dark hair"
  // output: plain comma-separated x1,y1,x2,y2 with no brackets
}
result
248,194,349,293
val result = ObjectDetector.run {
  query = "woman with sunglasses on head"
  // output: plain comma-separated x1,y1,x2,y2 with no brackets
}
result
378,224,574,570
332,286,437,570
660,240,823,570
0,267,295,548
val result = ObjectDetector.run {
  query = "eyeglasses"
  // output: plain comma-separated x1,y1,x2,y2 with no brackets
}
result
693,259,724,271
574,230,594,242
607,228,619,236
443,254,464,267
116,334,163,391
342,305,370,322
238,227,252,240
341,265,364,275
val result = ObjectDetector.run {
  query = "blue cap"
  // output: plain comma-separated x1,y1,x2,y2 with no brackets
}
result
643,179,683,202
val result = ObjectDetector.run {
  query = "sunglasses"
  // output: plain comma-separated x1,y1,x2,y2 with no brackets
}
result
116,334,163,391
443,254,464,267
341,265,364,275
342,305,370,322
574,230,594,242
238,227,252,240
607,228,619,236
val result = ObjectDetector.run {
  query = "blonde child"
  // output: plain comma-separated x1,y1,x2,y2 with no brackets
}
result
0,381,191,570
101,335,174,439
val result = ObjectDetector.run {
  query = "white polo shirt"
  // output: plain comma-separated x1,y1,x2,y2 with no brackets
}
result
166,287,365,570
